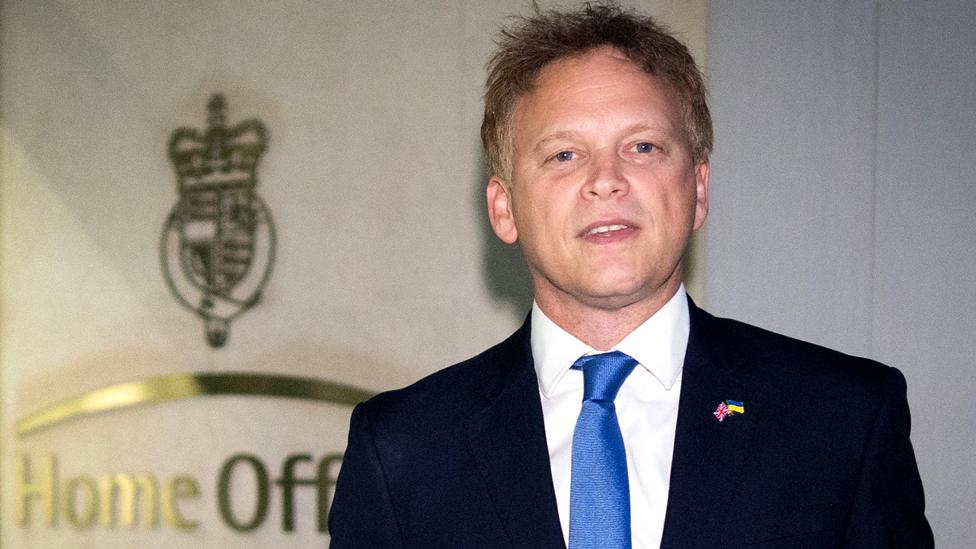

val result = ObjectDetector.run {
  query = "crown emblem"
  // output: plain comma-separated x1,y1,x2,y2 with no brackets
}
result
169,94,267,192
161,94,276,347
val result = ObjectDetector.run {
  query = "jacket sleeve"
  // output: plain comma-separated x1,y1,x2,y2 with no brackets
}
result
843,367,934,548
329,402,404,549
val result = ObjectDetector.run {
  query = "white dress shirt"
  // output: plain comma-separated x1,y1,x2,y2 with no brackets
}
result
531,285,689,549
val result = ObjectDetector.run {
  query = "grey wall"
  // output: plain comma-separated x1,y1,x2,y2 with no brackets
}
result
706,1,975,545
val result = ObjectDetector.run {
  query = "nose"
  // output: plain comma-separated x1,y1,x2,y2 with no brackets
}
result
581,150,629,200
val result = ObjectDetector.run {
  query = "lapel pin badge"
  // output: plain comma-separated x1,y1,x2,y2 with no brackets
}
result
713,400,745,422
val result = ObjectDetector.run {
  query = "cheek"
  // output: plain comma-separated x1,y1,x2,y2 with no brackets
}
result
658,177,698,218
516,188,561,231
517,209,554,251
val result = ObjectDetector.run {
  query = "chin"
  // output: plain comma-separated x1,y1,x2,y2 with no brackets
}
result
583,270,680,307
586,272,647,296
575,281,650,310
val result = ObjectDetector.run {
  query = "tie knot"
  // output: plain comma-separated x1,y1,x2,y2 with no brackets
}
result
572,351,638,402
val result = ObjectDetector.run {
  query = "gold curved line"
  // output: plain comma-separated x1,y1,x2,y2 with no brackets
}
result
16,373,373,438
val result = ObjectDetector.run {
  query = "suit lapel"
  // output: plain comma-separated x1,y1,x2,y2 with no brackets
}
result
464,319,566,549
464,303,762,548
660,303,760,549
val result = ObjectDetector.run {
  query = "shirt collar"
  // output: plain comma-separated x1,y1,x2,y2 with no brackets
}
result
531,284,690,398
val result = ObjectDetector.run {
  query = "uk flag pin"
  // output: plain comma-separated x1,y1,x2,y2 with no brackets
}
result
713,400,745,422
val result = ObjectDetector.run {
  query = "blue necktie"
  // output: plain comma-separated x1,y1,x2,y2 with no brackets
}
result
568,351,638,549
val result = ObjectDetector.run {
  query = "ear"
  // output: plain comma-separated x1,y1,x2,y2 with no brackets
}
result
692,161,709,231
486,177,518,244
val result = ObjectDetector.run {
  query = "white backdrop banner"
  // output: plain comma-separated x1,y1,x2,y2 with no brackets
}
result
0,1,705,546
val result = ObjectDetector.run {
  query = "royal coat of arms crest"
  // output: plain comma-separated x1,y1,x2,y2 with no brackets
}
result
161,94,275,347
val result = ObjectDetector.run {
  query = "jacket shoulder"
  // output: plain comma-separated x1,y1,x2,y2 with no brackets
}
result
356,320,530,428
696,307,903,409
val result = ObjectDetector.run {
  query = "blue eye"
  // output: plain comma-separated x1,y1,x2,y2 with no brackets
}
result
554,151,575,162
635,142,655,153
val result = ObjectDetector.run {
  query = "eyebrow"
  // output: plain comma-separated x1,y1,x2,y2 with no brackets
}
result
532,131,579,154
620,123,675,139
531,124,675,154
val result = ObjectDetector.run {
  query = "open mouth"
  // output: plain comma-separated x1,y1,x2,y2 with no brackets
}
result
587,224,629,235
580,220,638,242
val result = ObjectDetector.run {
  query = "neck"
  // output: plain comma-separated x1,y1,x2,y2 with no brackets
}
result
534,277,683,351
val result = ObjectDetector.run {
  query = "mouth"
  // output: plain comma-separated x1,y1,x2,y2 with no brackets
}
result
579,220,639,243
587,223,629,235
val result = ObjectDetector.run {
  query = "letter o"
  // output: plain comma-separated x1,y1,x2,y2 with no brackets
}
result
217,454,269,531
64,476,98,529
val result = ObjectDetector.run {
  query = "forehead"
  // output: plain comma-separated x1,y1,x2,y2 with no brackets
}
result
512,48,682,141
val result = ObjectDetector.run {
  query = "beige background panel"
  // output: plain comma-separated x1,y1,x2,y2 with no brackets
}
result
1,1,706,547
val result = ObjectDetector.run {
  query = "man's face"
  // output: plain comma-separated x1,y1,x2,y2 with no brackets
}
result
487,47,708,314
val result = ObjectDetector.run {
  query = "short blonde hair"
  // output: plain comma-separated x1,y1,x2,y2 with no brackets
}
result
481,2,713,179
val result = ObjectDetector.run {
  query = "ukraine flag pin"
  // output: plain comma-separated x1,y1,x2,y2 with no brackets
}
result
713,400,746,422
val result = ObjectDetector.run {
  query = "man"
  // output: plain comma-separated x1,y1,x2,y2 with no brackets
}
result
329,4,933,548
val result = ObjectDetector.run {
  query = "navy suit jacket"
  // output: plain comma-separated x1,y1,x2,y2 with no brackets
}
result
329,302,933,548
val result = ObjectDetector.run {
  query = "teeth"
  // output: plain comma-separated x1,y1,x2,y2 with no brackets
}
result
589,224,628,235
